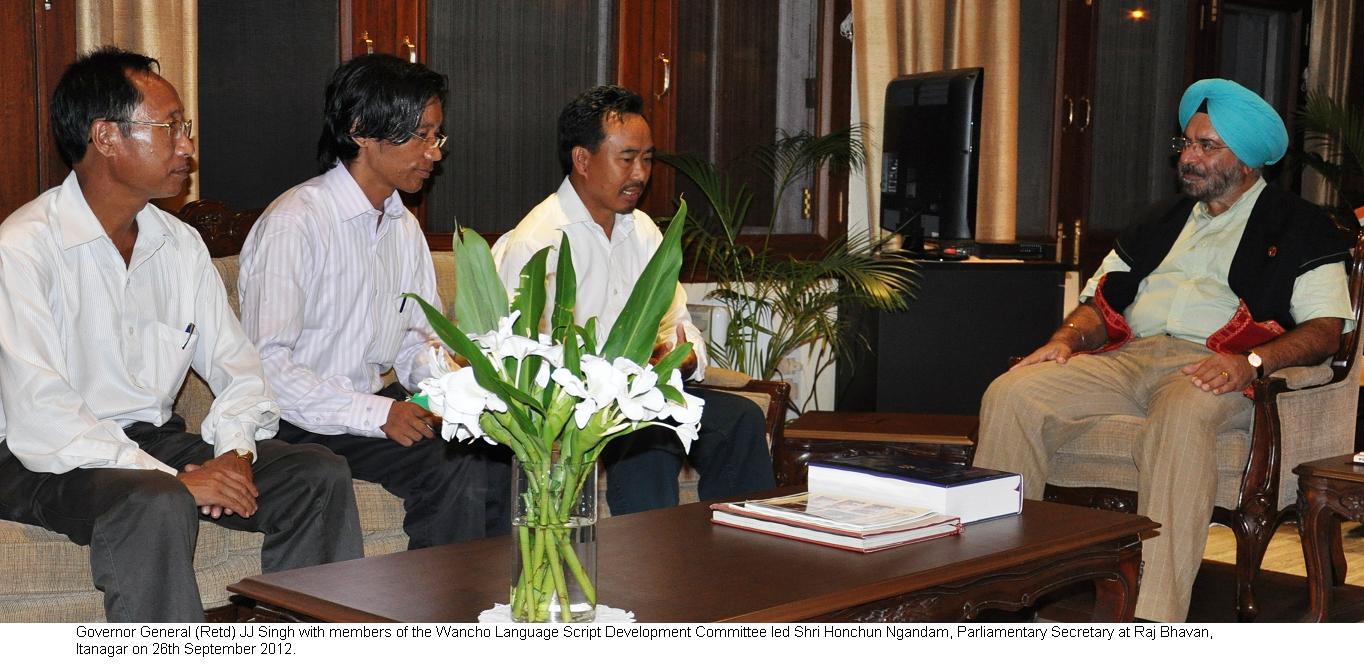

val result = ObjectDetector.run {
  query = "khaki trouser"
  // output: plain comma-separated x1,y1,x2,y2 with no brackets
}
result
974,335,1253,622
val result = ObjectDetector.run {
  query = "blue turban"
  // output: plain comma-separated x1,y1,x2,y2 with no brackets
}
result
1178,78,1287,168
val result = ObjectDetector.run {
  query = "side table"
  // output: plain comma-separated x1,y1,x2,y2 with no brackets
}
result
773,411,977,485
1294,454,1364,622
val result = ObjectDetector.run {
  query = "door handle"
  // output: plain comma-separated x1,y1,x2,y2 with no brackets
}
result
656,53,671,99
1063,95,1074,129
1077,97,1092,132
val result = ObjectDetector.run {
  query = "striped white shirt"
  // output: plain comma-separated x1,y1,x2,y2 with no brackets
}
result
238,164,442,437
0,172,279,475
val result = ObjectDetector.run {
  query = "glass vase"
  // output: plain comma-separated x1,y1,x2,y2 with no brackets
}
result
510,456,598,623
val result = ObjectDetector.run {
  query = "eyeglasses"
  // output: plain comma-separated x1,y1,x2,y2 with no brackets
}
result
1170,136,1226,156
405,130,447,151
118,118,194,141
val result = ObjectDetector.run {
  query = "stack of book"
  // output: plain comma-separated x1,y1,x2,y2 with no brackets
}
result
807,455,1022,525
710,492,961,553
711,454,1023,552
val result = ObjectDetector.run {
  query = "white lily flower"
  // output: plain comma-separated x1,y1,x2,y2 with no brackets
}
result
471,312,552,362
663,421,701,452
422,366,507,442
663,390,705,426
616,365,666,421
666,368,685,393
582,356,628,406
426,345,456,376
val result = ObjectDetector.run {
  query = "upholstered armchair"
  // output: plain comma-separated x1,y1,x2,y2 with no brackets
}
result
1043,227,1364,622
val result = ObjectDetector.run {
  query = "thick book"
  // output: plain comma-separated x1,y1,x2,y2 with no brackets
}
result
710,492,961,553
807,455,1022,524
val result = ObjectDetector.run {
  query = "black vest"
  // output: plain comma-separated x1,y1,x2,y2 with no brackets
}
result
1097,186,1349,332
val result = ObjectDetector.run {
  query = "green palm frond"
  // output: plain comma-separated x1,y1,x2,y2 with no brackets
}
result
1301,92,1364,173
658,127,915,399
1296,91,1364,216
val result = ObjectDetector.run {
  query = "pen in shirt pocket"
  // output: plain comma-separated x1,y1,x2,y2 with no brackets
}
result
182,323,196,349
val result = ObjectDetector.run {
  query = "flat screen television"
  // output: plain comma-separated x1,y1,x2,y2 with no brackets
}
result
879,68,983,255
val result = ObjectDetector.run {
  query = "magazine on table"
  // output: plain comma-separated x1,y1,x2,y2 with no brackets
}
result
710,492,961,553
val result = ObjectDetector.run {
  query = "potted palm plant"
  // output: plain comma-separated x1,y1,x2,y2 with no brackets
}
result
1296,91,1363,219
659,127,915,412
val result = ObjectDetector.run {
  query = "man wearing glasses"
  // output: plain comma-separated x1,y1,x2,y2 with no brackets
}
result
238,54,510,549
974,78,1354,622
0,47,363,621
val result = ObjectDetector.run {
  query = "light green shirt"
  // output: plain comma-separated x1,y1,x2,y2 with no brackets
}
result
1079,178,1354,345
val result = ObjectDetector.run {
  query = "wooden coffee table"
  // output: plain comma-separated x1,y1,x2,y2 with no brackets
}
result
229,497,1154,623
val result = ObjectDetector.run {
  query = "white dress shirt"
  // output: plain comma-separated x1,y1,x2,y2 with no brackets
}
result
238,164,442,437
491,177,708,380
0,172,279,475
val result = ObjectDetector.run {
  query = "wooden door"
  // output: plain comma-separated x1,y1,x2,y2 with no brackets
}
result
617,0,850,257
617,0,678,219
1051,0,1096,273
0,0,75,217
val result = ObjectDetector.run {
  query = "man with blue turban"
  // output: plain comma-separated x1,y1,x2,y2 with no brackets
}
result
974,79,1353,621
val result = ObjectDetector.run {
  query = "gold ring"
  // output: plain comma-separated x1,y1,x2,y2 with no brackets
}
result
1219,371,1229,378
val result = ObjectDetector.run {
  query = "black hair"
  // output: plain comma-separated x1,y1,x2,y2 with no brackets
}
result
51,46,159,166
317,53,449,167
557,85,644,176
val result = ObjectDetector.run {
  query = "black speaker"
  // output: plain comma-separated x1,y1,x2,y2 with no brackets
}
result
837,260,1071,415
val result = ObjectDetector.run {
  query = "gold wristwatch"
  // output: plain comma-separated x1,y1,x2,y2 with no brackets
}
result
234,448,254,465
1245,351,1265,379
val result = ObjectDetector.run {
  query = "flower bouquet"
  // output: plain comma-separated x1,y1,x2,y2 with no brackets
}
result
404,203,703,622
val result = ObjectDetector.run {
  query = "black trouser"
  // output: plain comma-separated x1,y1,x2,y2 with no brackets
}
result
0,416,363,622
274,384,512,549
601,388,776,515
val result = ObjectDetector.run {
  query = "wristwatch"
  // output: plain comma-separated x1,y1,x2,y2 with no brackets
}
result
234,448,254,465
1245,351,1265,379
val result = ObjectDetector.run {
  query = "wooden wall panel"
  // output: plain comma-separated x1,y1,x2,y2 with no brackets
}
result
198,0,338,209
425,0,615,234
0,1,74,217
0,3,40,216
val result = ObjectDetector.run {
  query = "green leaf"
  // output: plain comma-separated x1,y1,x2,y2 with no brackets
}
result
600,200,686,363
452,229,508,336
510,247,551,338
651,341,693,380
562,324,581,375
580,318,599,354
550,233,577,344
403,293,544,418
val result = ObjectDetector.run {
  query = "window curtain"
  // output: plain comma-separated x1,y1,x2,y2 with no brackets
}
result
77,0,199,207
1303,0,1355,208
852,0,1020,242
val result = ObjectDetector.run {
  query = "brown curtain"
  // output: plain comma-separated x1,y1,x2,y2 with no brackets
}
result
77,0,199,207
1304,0,1355,207
853,0,1020,242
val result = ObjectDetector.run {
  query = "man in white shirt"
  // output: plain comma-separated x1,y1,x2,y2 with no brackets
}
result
0,48,362,622
239,54,510,548
492,86,775,515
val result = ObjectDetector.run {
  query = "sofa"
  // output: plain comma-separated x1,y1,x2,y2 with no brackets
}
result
0,201,787,622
